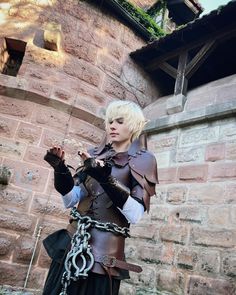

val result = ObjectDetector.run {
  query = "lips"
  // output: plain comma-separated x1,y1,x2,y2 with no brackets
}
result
110,133,118,136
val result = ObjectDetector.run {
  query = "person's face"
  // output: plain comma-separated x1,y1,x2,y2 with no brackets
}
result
107,117,133,145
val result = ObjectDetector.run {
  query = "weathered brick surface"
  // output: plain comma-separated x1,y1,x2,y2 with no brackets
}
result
3,159,49,192
178,164,208,182
221,251,236,277
0,95,34,120
0,138,27,160
0,233,15,258
159,225,188,244
0,115,18,138
192,227,235,247
186,275,236,295
0,185,32,211
16,122,42,144
205,143,225,161
188,183,225,204
157,270,185,295
1,1,236,294
209,162,236,180
166,185,187,204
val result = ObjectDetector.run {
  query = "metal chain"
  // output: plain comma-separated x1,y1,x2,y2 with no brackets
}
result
59,207,130,294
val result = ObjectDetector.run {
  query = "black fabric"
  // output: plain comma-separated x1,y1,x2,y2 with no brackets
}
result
42,230,121,295
54,170,74,196
44,150,74,195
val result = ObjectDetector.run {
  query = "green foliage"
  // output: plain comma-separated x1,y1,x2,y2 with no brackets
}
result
115,0,166,39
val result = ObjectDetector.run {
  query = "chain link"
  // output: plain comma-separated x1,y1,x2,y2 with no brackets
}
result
59,207,130,295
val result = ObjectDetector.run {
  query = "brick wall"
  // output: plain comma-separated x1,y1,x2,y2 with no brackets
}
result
120,75,236,294
0,1,236,295
0,0,160,292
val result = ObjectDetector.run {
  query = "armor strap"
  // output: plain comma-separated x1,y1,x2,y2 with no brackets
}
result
93,253,142,273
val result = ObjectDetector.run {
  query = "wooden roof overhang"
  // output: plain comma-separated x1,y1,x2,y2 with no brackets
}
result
131,1,236,101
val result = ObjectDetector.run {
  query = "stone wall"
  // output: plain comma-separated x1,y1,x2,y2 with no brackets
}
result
120,75,236,294
0,0,160,292
0,1,236,295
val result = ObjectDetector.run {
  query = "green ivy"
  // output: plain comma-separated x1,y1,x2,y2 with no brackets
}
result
82,0,166,39
115,0,166,39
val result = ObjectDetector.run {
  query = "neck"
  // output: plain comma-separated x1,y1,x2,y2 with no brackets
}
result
112,141,131,153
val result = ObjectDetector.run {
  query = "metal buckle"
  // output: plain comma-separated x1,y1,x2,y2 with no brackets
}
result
102,255,116,267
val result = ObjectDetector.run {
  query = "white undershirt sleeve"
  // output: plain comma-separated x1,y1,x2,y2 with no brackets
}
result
119,196,144,224
62,186,86,208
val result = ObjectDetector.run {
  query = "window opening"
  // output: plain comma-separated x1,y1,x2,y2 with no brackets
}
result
1,38,26,77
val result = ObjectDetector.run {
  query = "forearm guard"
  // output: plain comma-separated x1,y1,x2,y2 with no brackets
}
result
44,151,74,195
100,176,130,209
83,158,129,209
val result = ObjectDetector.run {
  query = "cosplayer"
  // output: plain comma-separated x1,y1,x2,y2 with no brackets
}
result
42,100,158,295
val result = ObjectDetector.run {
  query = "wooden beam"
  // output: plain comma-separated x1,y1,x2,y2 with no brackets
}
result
186,40,217,79
144,24,236,72
159,61,177,79
174,51,188,96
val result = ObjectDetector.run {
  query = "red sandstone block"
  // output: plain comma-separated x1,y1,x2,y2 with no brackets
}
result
31,194,68,218
16,122,42,144
97,53,121,77
226,142,236,160
0,211,35,233
64,35,97,63
0,115,18,138
159,225,188,244
166,185,187,204
0,185,32,211
13,235,36,264
176,247,198,270
157,270,184,294
138,243,162,263
178,164,208,182
187,275,235,295
160,243,175,265
158,167,177,184
207,206,230,226
31,104,70,133
102,75,126,99
130,223,157,239
51,86,75,104
221,251,236,277
196,249,220,275
188,183,225,204
24,145,50,168
105,39,124,61
209,162,236,180
0,261,27,286
205,143,225,161
0,95,33,120
37,244,51,268
0,137,27,160
3,158,50,193
27,79,52,98
40,129,65,148
192,227,235,247
0,233,15,258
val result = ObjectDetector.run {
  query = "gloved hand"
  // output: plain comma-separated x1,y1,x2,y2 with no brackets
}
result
44,146,74,196
82,157,130,209
83,157,112,182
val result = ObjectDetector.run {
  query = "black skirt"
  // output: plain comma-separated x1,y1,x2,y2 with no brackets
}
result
42,229,121,295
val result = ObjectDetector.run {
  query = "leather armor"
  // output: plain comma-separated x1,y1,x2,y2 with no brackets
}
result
72,136,158,277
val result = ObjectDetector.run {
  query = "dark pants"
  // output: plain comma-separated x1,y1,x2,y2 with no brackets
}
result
42,229,121,295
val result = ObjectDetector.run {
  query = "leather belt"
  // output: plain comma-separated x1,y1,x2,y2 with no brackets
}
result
93,254,142,273
66,222,142,273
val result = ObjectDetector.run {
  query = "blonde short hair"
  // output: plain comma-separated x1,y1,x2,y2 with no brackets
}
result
105,100,146,141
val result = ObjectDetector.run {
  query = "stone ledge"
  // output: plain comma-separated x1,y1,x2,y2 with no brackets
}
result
145,100,236,134
0,74,105,130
